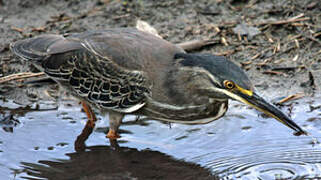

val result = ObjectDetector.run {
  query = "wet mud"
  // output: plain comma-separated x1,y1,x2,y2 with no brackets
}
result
0,0,321,179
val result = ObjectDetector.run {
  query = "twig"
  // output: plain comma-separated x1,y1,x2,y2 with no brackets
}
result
255,58,272,67
176,39,219,51
250,53,261,60
31,26,47,32
214,50,235,56
277,93,305,104
112,14,131,20
304,35,321,46
271,67,298,71
256,13,310,26
262,70,284,75
11,27,24,33
0,72,45,84
240,60,253,66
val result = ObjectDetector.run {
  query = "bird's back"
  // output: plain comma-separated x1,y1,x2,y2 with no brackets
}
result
11,28,184,113
11,28,183,70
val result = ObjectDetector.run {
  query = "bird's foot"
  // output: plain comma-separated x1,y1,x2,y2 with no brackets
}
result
106,129,120,139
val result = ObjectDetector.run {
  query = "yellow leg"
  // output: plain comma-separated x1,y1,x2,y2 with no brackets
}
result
81,101,97,128
106,111,124,139
106,129,120,139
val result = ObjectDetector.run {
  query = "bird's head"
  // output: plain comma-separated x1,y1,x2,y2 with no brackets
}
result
174,53,306,136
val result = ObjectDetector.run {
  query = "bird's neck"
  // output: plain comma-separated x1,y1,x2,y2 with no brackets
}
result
139,97,228,124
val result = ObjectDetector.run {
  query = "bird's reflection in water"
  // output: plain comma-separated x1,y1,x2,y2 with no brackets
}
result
20,124,217,180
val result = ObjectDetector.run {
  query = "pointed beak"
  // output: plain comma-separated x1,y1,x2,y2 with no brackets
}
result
238,92,307,136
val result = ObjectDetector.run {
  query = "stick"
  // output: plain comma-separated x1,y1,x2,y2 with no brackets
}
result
135,20,220,51
262,70,284,75
257,17,310,26
176,39,219,51
0,72,45,84
277,93,305,104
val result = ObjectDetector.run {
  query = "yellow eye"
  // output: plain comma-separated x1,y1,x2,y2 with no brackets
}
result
224,80,235,89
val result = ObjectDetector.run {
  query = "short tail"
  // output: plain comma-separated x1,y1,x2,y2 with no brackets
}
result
10,35,64,61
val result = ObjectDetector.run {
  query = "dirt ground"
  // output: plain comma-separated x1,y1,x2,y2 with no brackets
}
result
0,0,320,107
0,0,320,179
1,0,320,96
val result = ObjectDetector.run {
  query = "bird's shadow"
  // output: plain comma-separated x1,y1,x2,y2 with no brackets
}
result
18,125,217,180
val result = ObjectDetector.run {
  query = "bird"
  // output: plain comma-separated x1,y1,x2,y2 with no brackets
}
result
10,28,306,140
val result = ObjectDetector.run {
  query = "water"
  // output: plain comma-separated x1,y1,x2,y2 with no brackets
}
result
0,95,321,179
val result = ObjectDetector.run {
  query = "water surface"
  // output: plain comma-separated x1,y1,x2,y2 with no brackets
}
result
0,95,321,179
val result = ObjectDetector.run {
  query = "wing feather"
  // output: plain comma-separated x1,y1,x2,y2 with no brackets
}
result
43,47,150,113
11,28,181,113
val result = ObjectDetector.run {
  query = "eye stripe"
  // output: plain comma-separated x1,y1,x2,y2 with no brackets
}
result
180,66,222,87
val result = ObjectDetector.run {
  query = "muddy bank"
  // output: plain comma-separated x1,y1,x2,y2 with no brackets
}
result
1,0,320,96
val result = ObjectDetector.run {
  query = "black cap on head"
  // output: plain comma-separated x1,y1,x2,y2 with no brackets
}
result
174,53,253,91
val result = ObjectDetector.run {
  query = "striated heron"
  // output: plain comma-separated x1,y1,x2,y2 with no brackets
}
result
10,28,306,140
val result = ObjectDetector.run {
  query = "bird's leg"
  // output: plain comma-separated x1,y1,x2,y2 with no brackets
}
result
74,101,97,151
106,111,124,139
81,101,97,128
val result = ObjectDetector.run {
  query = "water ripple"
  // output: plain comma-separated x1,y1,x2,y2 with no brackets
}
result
203,137,321,179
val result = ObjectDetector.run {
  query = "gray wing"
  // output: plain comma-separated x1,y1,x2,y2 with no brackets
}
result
68,28,183,71
45,48,149,113
10,29,163,113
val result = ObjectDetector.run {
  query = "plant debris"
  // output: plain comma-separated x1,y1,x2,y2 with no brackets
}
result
277,93,305,105
0,72,45,84
233,23,261,40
